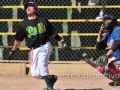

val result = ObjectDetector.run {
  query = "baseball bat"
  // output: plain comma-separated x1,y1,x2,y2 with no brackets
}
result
67,47,98,68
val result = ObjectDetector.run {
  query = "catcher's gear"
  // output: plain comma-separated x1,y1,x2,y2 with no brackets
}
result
8,51,15,60
96,54,109,66
103,14,117,30
61,41,68,48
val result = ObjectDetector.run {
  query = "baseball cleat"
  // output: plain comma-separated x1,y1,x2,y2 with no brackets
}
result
43,88,56,90
51,75,58,88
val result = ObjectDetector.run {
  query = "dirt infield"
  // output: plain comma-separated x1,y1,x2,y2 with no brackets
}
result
0,74,119,90
0,61,120,90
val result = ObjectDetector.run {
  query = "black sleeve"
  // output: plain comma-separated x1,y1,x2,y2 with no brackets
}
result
15,24,25,41
46,18,56,37
111,40,120,52
96,40,107,50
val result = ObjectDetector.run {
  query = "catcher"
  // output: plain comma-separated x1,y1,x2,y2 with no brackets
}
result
96,14,120,86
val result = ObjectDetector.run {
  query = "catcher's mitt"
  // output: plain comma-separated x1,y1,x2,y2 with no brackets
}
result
96,54,109,66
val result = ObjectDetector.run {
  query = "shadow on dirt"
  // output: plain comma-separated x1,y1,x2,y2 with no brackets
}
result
63,88,103,90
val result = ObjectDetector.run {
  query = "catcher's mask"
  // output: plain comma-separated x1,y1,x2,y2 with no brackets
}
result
24,2,38,14
103,15,117,31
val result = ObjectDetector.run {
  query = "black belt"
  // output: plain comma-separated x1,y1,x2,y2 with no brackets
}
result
30,40,49,50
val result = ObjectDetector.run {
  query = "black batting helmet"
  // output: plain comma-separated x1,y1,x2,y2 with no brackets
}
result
24,2,38,12
103,14,117,30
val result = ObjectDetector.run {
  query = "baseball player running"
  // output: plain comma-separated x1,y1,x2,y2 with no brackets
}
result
8,2,67,90
96,14,120,86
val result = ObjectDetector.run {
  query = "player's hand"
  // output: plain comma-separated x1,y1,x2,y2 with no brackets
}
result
96,54,109,66
61,41,68,48
99,24,107,34
8,50,15,60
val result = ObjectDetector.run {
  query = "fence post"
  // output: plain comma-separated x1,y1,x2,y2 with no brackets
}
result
1,34,7,60
71,0,81,50
55,48,59,61
0,48,4,60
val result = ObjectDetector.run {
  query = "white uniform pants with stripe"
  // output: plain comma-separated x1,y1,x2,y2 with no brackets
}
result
30,41,52,78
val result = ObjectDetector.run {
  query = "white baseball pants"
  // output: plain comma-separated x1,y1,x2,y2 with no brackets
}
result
30,41,52,78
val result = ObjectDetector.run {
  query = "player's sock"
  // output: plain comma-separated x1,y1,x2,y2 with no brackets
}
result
43,76,53,89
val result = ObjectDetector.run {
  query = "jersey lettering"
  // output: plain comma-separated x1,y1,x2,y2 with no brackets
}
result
26,23,46,38
38,22,46,33
107,39,114,49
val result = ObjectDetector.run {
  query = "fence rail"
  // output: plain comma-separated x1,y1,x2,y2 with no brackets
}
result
0,19,103,22
0,33,98,36
1,19,120,22
0,46,98,50
1,5,120,9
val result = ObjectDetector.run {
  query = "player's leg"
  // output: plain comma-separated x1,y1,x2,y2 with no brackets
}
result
108,58,120,86
38,42,52,89
30,41,58,89
97,57,116,73
114,58,120,75
97,66,105,74
38,42,57,89
101,58,120,86
97,66,120,86
30,48,43,78
96,57,120,85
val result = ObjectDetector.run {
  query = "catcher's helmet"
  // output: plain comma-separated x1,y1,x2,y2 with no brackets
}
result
103,14,117,31
24,2,38,12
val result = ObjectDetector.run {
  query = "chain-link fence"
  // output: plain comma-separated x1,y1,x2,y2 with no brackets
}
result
0,0,120,61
